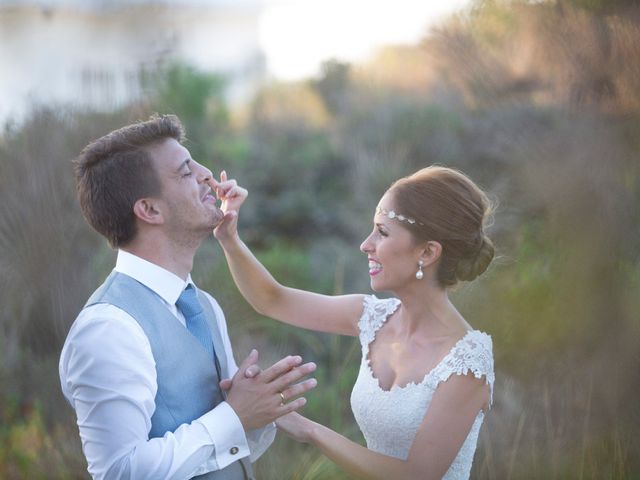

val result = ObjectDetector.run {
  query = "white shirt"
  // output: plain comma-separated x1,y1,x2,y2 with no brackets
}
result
59,250,275,479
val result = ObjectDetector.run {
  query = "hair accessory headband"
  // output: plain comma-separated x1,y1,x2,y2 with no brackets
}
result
376,207,424,226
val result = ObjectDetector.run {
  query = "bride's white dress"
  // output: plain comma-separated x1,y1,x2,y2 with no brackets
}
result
350,296,494,480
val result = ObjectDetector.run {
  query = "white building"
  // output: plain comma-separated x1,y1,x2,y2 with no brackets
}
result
0,0,267,122
0,0,474,122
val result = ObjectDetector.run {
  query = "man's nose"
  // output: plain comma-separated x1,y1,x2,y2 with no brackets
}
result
196,164,213,183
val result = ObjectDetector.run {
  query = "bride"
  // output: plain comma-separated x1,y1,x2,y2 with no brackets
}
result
213,166,495,479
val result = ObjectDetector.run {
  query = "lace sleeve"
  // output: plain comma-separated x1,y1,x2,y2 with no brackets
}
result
429,331,495,406
357,295,379,346
356,295,400,347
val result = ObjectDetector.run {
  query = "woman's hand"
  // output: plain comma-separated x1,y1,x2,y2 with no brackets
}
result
275,412,315,443
210,170,247,243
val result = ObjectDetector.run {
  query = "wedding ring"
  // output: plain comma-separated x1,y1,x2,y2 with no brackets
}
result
279,392,285,405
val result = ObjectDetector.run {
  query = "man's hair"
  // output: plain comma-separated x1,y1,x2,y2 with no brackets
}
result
74,114,185,248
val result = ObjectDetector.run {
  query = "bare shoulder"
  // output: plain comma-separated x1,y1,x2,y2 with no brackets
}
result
269,288,367,336
315,292,368,336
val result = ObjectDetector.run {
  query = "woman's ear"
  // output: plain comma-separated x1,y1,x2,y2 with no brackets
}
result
133,198,164,225
420,240,442,267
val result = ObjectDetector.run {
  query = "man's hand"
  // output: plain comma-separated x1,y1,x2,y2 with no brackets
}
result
224,350,317,431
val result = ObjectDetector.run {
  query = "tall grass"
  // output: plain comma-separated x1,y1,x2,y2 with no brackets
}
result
0,0,638,478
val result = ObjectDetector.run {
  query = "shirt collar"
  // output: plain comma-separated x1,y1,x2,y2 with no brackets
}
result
114,250,194,306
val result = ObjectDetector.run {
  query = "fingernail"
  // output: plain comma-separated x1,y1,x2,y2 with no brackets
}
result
309,378,317,387
293,356,302,364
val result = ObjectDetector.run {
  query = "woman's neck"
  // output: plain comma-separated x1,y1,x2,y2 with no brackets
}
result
394,282,469,339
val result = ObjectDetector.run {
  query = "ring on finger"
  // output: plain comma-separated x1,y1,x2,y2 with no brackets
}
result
279,392,285,405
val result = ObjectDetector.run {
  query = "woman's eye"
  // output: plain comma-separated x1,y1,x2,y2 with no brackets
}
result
378,228,388,237
182,171,193,178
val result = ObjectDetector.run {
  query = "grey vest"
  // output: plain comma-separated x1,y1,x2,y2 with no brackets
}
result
86,272,255,480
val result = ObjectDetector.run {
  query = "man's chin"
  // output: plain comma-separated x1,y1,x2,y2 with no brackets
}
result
210,211,225,229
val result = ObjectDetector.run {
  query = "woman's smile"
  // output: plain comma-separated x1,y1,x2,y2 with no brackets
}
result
368,258,383,276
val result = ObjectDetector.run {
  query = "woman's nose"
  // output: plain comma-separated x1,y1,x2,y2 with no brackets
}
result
360,234,372,254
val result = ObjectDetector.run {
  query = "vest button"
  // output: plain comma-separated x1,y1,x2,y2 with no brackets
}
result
229,446,239,455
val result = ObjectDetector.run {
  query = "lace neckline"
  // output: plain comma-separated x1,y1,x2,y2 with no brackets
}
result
364,299,479,393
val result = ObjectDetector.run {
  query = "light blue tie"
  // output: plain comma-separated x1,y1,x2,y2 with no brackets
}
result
176,285,214,362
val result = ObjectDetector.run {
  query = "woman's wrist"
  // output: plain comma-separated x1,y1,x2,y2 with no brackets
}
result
307,419,323,445
217,232,242,251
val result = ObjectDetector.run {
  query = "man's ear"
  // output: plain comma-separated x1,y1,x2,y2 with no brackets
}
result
420,240,442,267
133,198,164,225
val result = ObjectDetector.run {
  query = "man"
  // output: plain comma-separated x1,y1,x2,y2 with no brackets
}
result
59,115,316,479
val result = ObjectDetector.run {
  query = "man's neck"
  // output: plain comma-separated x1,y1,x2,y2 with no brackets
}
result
122,238,198,281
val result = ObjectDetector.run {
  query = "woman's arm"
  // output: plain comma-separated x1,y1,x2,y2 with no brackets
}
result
277,373,490,479
220,235,364,336
212,173,364,336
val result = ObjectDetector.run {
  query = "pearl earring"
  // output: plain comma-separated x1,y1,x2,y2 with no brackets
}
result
416,260,424,280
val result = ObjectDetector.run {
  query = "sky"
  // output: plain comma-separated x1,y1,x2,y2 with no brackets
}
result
0,0,473,122
259,0,473,80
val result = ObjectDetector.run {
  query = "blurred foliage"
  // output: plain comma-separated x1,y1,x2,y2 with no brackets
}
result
140,62,244,174
1,0,639,478
0,398,85,479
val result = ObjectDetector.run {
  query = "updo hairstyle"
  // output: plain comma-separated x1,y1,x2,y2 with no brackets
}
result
388,166,495,287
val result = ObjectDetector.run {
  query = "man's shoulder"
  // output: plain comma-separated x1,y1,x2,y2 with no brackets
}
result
59,303,156,401
72,301,139,329
61,303,152,371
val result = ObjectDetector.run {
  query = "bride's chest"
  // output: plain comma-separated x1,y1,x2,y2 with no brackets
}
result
367,334,450,391
351,356,435,437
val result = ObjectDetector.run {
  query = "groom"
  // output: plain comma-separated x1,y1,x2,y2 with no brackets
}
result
59,115,316,479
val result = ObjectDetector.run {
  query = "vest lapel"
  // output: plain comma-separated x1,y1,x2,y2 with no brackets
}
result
198,291,230,379
197,291,255,480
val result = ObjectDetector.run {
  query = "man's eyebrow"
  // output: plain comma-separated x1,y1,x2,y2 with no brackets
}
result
175,159,191,173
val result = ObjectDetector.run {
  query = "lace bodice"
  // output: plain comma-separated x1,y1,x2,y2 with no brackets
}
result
350,296,494,480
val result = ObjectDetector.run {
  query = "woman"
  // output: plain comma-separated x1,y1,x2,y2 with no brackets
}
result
212,166,495,479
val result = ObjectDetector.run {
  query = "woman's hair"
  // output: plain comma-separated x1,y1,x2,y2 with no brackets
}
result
388,166,495,287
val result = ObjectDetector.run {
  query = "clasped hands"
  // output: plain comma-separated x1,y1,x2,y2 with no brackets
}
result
221,349,317,431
